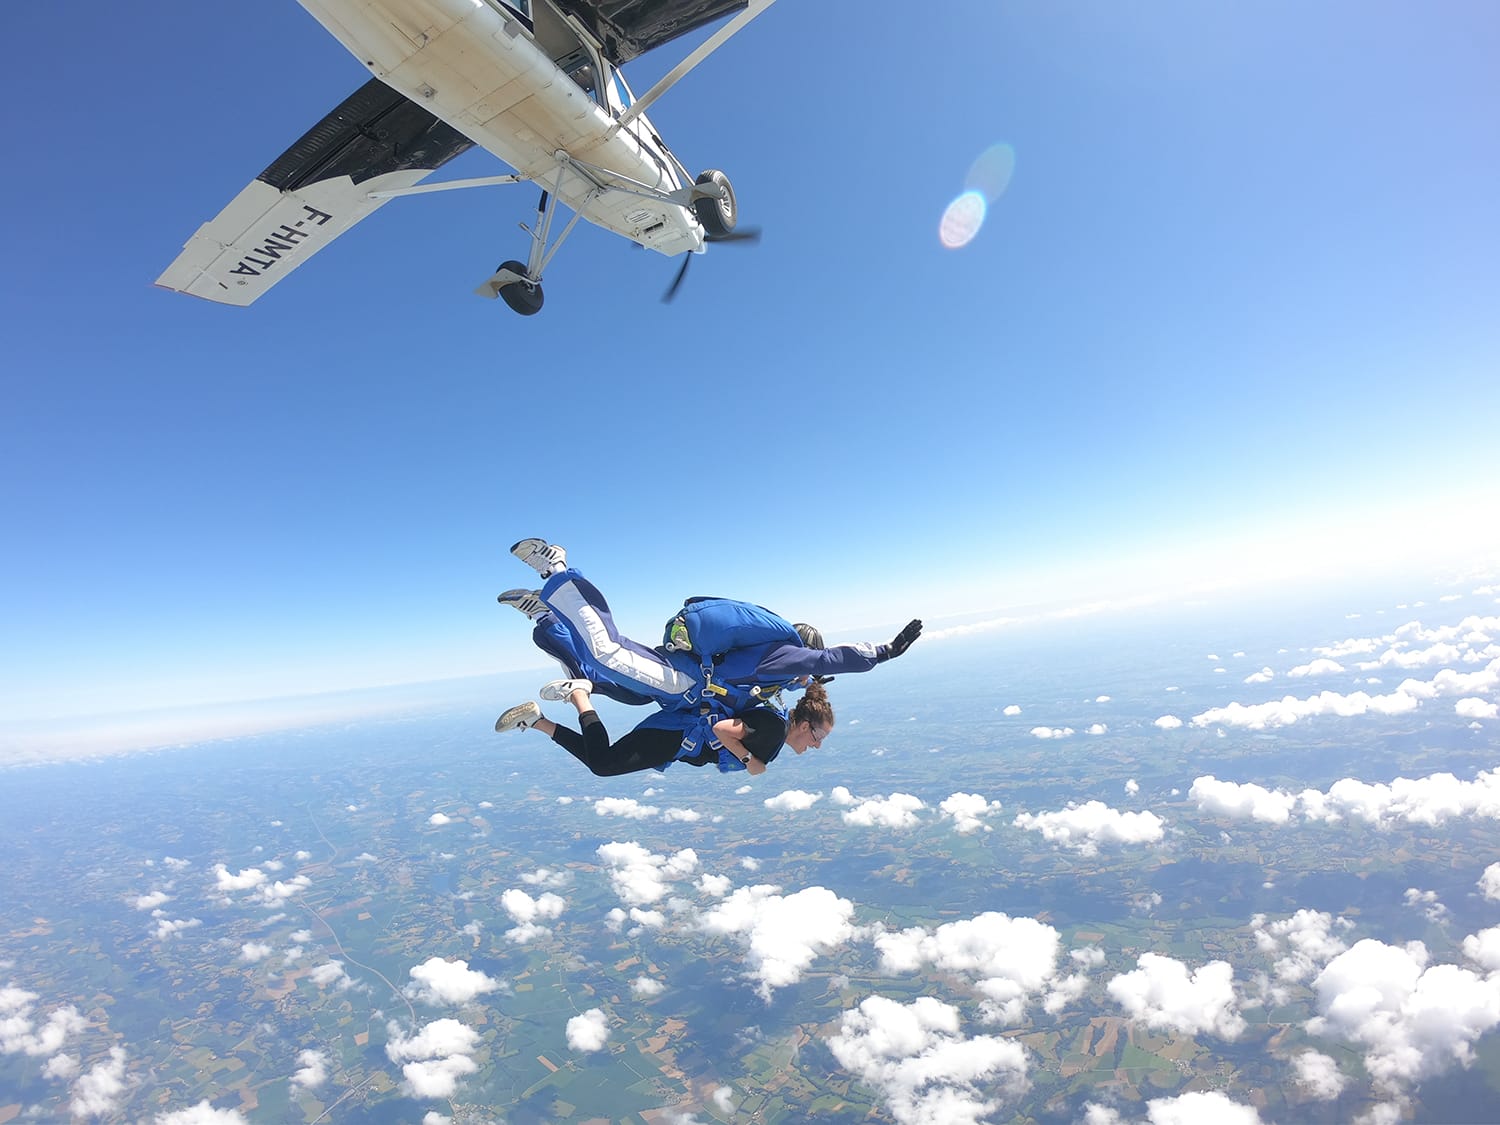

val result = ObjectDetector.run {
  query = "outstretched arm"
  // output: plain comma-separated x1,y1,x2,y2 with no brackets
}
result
753,619,925,680
712,717,767,775
877,619,923,662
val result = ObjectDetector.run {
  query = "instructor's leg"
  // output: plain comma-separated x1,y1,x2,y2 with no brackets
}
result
541,570,695,699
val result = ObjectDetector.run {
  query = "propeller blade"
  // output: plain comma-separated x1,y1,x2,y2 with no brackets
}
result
663,226,761,303
707,226,761,245
662,254,693,303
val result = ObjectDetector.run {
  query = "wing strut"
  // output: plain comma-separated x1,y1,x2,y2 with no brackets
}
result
608,0,776,136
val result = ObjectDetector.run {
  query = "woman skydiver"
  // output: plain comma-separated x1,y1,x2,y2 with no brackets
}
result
495,678,835,778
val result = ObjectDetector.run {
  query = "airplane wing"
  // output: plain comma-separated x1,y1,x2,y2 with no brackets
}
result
555,0,749,63
157,78,473,307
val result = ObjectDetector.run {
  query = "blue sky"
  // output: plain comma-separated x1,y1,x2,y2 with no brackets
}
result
3,1,1498,747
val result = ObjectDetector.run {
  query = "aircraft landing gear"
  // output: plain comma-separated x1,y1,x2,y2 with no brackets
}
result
494,259,543,316
692,169,737,237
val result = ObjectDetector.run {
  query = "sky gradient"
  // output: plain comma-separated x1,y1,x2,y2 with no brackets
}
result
3,1,1498,752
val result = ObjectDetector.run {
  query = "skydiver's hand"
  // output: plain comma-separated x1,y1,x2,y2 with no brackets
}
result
878,619,923,662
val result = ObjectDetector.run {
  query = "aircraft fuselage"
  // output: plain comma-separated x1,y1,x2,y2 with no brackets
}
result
296,0,704,256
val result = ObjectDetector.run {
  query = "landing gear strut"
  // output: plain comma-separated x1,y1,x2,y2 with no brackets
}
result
474,172,590,315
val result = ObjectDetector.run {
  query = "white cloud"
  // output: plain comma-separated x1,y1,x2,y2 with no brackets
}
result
764,789,822,811
1244,668,1274,684
875,913,1060,1024
1107,953,1245,1039
1153,715,1182,730
631,976,665,998
1190,767,1500,830
1310,938,1500,1093
1012,801,1164,855
1457,697,1498,719
1403,887,1449,923
1480,863,1500,902
1030,726,1075,739
154,917,203,941
938,793,1002,834
309,961,349,988
1195,654,1500,730
162,856,191,870
594,797,659,819
0,991,86,1058
663,807,701,822
1192,688,1419,729
1292,1049,1348,1100
698,873,731,897
1140,1091,1263,1124
566,1008,610,1052
1071,946,1106,968
43,1052,79,1079
153,1102,250,1124
1252,910,1349,991
212,864,267,892
405,957,501,1006
841,793,925,828
596,842,698,906
1003,704,1021,716
1190,776,1298,824
520,867,571,889
134,890,171,910
1363,642,1466,671
699,885,855,1001
1042,973,1088,1014
1462,927,1500,973
712,1086,735,1112
291,1048,328,1089
428,812,453,826
70,1045,128,1118
387,1018,481,1099
500,888,566,943
1124,779,1140,796
239,942,273,963
1305,768,1500,827
826,995,1028,1125
1289,658,1345,677
258,875,311,904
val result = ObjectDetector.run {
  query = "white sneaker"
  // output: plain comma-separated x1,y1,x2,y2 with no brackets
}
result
494,701,542,732
540,678,592,701
497,588,546,620
510,538,567,578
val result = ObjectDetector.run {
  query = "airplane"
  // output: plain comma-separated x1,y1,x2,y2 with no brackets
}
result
156,0,775,314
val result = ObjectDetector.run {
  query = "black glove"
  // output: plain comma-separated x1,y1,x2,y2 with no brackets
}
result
878,619,923,662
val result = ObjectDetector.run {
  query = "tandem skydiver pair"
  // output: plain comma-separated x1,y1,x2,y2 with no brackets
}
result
493,538,923,779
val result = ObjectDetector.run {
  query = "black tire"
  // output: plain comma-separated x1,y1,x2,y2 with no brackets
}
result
692,170,737,238
495,259,544,316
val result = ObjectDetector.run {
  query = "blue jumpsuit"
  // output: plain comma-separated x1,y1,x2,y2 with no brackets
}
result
536,567,888,711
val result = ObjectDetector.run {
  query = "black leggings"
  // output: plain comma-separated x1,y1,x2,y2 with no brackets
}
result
550,711,684,776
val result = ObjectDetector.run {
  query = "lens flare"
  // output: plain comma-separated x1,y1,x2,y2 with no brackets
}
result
939,191,986,250
964,143,1016,203
937,143,1015,249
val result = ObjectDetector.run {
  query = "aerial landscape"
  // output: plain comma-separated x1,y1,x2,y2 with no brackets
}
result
4,1,1499,1123
5,568,1500,1122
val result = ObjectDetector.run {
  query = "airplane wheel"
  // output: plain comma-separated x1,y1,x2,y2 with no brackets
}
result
496,259,544,316
692,170,737,237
